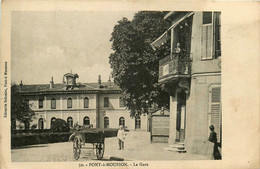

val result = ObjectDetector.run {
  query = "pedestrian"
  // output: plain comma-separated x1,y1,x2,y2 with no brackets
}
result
117,125,126,150
208,125,222,160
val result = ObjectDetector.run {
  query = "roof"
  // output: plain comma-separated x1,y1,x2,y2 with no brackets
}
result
15,82,121,95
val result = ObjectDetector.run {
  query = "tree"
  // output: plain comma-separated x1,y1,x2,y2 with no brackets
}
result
109,11,171,117
51,118,70,132
11,85,35,130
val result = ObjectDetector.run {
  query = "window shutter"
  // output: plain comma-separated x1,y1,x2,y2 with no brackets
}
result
210,87,221,142
213,12,221,58
39,99,43,109
51,99,56,109
202,12,214,60
202,25,213,60
84,97,89,108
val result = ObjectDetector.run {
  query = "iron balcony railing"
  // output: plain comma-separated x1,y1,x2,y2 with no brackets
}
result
159,53,192,82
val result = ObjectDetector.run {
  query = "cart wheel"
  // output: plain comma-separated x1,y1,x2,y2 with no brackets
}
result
73,136,81,160
96,143,105,160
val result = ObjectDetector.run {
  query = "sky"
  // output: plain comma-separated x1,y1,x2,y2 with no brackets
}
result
11,11,136,85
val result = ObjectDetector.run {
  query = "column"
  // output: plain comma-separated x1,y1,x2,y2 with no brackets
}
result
168,93,178,144
60,95,63,119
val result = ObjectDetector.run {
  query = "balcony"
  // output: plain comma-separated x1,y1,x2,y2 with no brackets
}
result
159,53,192,83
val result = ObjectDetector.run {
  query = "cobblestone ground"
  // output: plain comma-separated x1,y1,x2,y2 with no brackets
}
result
11,131,208,162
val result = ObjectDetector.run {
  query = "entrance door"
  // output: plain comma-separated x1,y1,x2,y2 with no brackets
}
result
176,91,186,142
179,105,186,142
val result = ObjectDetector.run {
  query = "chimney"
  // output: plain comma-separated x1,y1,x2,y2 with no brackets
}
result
108,75,112,87
19,80,23,92
62,76,65,84
108,75,111,83
50,77,54,89
98,75,101,85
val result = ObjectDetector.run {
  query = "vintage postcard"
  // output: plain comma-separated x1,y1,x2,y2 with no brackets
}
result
0,0,259,169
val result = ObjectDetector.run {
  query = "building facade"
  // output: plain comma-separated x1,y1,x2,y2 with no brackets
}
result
151,11,221,155
14,73,147,131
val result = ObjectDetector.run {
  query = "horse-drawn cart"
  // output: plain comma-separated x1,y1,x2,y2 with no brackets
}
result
72,130,105,160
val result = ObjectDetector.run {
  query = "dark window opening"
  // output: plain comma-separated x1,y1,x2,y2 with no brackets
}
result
38,118,44,130
83,116,90,125
135,116,141,129
104,97,109,108
39,99,43,109
203,12,212,24
84,97,89,108
119,117,125,127
51,98,56,109
67,98,72,108
104,117,109,128
67,117,73,128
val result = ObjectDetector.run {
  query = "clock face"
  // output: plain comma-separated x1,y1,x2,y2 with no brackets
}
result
178,79,189,88
68,77,73,84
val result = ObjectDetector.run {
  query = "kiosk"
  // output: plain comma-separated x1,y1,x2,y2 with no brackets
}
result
150,108,170,143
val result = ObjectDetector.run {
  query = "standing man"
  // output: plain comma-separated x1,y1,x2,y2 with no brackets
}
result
117,125,126,150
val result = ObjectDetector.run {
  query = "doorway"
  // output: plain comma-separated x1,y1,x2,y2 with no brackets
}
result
176,91,186,142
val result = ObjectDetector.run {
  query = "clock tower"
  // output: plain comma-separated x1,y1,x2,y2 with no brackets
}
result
64,72,79,90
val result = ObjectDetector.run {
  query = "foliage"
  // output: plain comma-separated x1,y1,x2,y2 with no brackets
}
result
50,118,70,132
11,132,73,148
11,128,118,148
109,11,171,117
11,85,36,130
31,124,38,130
11,129,51,134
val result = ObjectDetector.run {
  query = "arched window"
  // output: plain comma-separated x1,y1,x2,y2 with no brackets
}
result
104,117,109,128
119,117,125,127
84,97,89,108
135,116,141,129
67,117,73,128
38,118,44,130
67,98,72,108
104,97,109,107
50,117,56,128
51,98,56,109
83,116,90,125
119,97,125,107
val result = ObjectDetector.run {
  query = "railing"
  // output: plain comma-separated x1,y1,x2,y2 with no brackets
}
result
159,54,192,82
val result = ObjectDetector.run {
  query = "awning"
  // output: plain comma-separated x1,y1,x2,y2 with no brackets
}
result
151,12,195,50
151,32,168,50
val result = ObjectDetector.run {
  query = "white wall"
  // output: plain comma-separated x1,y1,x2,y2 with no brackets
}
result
23,93,148,131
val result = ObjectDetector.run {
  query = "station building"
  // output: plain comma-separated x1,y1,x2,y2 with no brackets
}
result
151,11,221,155
14,73,148,130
